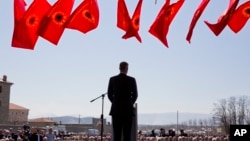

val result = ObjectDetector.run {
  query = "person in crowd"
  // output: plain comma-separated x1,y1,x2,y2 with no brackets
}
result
58,131,65,140
159,128,167,137
15,129,23,141
150,129,156,137
29,127,43,141
180,129,188,136
39,129,46,139
45,128,56,141
168,129,175,137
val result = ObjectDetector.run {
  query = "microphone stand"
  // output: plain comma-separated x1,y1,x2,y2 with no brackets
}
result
90,93,107,141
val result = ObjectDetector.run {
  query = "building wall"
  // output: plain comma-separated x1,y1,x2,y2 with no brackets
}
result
0,80,13,124
28,122,56,128
8,109,29,124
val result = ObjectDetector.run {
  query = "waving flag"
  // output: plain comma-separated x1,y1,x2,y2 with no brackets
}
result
65,0,99,34
186,0,210,43
117,0,130,31
117,0,143,42
38,0,75,45
204,0,239,36
122,0,143,42
149,0,185,47
13,0,51,50
12,0,27,48
228,1,250,33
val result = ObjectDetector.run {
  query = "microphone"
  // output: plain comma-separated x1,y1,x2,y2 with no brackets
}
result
101,93,107,96
90,93,107,102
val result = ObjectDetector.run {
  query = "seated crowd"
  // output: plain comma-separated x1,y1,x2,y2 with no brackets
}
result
138,128,229,141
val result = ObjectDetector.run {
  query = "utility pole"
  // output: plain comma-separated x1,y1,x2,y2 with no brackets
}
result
79,115,80,124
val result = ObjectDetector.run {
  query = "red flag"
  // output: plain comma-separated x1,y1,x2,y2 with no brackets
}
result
117,0,143,42
204,0,239,36
186,0,210,43
228,1,250,33
149,0,185,47
122,0,143,42
117,0,130,31
37,0,75,45
65,0,99,34
13,0,51,50
12,0,27,48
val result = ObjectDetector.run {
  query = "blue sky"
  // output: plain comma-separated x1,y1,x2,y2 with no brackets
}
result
1,0,250,120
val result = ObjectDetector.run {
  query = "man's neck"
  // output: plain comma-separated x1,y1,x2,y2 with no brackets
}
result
120,72,127,75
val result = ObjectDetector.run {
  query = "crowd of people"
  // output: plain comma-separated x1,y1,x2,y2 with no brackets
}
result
138,135,230,141
0,126,229,141
137,128,229,141
0,126,82,141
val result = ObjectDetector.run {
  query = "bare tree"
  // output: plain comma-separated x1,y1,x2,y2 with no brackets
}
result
198,119,203,129
245,107,250,124
227,96,237,124
203,119,208,128
192,119,197,130
188,119,193,128
180,121,188,130
237,96,248,124
213,99,230,134
212,96,250,134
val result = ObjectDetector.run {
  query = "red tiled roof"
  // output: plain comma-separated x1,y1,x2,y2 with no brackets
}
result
9,103,29,110
29,117,56,123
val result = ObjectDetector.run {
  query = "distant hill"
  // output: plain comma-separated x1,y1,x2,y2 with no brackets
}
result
138,112,212,125
39,112,212,125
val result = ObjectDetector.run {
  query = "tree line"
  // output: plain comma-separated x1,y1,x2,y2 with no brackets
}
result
212,95,250,134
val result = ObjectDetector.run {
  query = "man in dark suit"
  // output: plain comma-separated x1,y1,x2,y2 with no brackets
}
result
108,61,138,141
29,128,43,141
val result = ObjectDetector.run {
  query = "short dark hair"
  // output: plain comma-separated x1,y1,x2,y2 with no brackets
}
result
119,61,128,71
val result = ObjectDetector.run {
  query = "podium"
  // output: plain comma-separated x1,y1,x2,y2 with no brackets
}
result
112,103,138,141
130,103,138,141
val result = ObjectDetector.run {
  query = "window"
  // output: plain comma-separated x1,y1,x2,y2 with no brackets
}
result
0,101,1,107
0,86,2,93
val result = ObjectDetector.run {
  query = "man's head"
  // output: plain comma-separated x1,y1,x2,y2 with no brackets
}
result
49,128,53,133
31,127,37,134
119,61,128,74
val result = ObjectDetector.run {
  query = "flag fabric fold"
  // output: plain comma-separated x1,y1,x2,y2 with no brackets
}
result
228,1,250,33
13,0,26,22
12,0,27,48
65,0,99,34
186,0,210,43
122,0,143,42
204,0,239,36
117,0,130,31
12,0,51,50
117,0,143,42
37,0,75,45
149,0,185,47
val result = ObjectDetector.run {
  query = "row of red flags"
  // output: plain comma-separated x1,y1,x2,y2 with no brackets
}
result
12,0,250,49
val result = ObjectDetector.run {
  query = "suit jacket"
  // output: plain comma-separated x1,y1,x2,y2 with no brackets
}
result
29,134,43,141
108,73,138,116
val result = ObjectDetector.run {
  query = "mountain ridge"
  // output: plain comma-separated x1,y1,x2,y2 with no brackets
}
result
30,112,212,125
